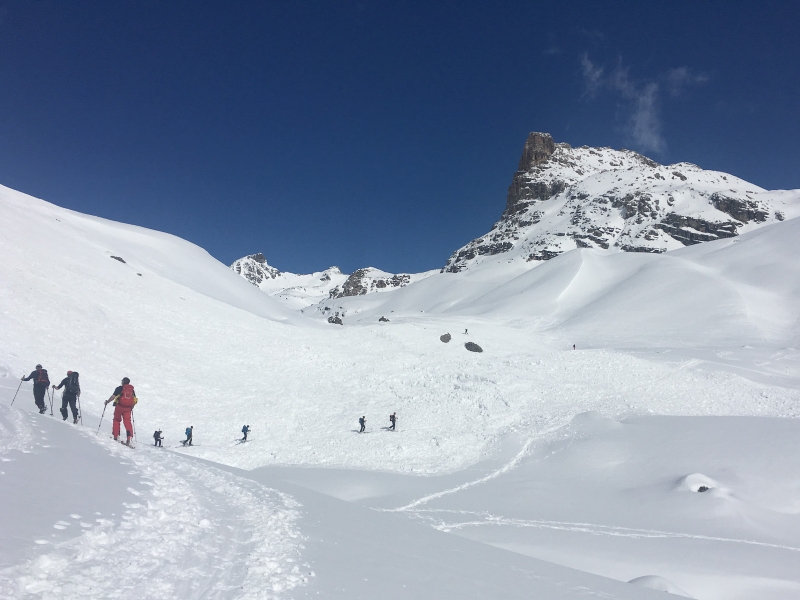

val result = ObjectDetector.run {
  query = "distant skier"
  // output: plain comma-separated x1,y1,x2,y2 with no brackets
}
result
464,328,468,334
104,377,137,445
359,416,366,433
241,425,250,442
389,412,397,431
153,430,163,447
182,426,193,446
21,364,50,414
573,344,576,350
53,370,80,423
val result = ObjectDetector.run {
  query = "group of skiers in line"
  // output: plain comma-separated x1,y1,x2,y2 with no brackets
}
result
17,365,136,443
359,412,397,433
153,425,249,447
19,364,396,446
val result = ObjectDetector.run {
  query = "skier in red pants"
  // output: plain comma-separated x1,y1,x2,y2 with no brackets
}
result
105,377,138,445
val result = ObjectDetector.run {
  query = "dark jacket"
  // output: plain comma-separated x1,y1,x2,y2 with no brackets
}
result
23,369,49,386
55,376,80,396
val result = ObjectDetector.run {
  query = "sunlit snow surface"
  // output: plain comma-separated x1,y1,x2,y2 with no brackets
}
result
2,184,800,599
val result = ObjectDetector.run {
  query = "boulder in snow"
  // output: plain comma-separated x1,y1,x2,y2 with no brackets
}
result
440,333,451,343
465,342,483,353
327,316,343,325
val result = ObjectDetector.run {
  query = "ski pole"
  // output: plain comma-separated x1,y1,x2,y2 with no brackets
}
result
131,411,136,444
96,402,108,435
77,393,83,425
48,388,54,416
10,379,23,406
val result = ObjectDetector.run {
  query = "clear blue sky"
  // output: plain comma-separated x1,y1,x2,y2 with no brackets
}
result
1,1,798,274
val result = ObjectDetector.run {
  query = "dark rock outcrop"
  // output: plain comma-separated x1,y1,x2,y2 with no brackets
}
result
329,268,413,299
505,132,562,218
379,316,390,322
440,333,451,343
465,342,483,353
654,214,739,246
710,193,768,224
111,256,126,263
327,315,343,325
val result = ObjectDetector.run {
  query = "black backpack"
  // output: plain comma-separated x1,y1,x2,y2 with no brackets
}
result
66,372,80,394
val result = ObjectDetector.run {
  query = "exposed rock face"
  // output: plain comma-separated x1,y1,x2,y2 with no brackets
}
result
443,132,788,273
327,315,343,325
379,316,390,322
440,333,451,343
505,132,563,217
231,253,281,286
329,268,415,299
465,342,483,353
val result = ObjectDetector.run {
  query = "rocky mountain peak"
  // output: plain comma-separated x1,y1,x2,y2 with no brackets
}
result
230,253,281,286
505,132,570,218
443,132,795,273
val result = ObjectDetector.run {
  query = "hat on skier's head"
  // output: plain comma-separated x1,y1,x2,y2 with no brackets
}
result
122,377,130,384
36,364,42,369
67,370,72,375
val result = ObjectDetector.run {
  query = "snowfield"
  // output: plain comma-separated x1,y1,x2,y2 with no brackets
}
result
2,182,800,599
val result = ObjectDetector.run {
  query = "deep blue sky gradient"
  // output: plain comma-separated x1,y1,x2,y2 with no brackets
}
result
1,1,798,273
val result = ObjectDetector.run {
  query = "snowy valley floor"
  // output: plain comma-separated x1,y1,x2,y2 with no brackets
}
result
2,346,800,600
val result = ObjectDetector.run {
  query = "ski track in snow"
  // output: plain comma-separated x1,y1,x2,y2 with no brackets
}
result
0,417,310,600
388,434,542,512
411,509,800,554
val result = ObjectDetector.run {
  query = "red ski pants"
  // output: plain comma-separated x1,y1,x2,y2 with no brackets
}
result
112,404,134,439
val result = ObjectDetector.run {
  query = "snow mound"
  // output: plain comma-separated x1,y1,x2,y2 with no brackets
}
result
628,575,693,597
569,411,623,435
679,473,719,493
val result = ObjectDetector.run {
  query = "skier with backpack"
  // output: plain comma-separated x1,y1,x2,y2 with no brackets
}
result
53,371,81,423
153,430,163,447
241,425,250,442
104,377,137,445
21,364,50,414
182,426,193,446
359,416,366,433
389,412,397,431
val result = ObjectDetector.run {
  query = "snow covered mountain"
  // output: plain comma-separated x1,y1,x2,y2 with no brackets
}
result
443,132,800,271
231,253,348,309
231,253,435,309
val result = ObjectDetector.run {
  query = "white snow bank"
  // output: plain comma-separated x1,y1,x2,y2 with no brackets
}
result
628,575,693,597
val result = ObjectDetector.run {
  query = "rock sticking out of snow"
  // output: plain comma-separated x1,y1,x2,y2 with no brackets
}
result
440,333,451,343
465,342,483,353
379,316,389,322
327,315,343,325
680,473,718,493
628,575,693,597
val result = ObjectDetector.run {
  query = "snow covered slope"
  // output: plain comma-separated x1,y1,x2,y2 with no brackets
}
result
321,216,800,348
4,181,800,599
444,132,800,271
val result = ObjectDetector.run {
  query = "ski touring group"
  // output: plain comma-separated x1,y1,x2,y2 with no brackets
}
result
12,363,254,449
12,362,399,448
